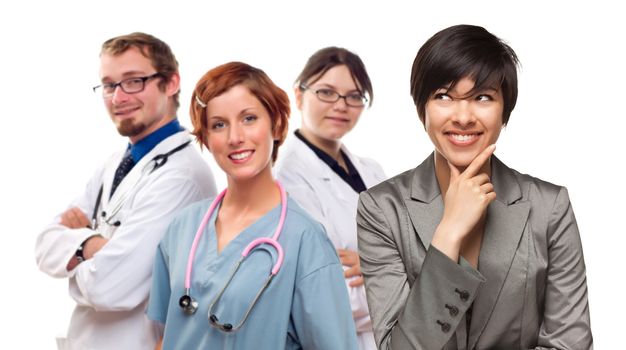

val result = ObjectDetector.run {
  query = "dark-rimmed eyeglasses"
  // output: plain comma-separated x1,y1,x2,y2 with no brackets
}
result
93,73,162,98
300,85,368,107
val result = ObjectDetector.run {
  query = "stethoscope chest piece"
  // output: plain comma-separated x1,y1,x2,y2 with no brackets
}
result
179,294,198,315
179,182,288,332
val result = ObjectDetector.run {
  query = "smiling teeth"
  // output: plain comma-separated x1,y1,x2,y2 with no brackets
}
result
230,151,252,160
451,134,476,141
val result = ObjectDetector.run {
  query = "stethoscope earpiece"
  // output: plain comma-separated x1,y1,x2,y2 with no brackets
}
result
209,314,234,332
179,294,198,315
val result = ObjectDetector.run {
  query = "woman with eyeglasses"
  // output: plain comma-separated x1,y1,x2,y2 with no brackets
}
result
147,62,357,349
275,47,386,350
357,25,592,349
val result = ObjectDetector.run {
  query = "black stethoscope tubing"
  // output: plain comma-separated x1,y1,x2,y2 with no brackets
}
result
90,140,191,230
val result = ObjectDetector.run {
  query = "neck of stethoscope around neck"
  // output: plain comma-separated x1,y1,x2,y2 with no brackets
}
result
92,140,191,230
184,181,287,291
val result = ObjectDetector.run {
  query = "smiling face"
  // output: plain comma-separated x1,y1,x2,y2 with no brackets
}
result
99,47,179,143
205,84,275,182
425,76,504,169
295,64,365,146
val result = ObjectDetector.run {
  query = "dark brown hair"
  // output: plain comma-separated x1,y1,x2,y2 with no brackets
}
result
410,25,519,125
296,47,373,107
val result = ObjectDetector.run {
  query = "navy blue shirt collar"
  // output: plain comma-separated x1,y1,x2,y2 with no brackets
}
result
128,119,185,162
294,129,367,193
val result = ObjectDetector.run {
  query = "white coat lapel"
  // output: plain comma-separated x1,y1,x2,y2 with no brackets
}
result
103,131,191,228
93,150,131,238
100,152,122,212
292,136,349,202
467,156,530,349
107,148,152,204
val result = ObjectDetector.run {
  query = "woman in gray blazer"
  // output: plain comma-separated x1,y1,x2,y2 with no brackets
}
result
356,25,592,350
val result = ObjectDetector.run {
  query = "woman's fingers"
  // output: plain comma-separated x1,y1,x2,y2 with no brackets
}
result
348,276,365,288
338,249,361,266
479,182,495,195
463,144,496,178
344,265,361,278
473,173,491,185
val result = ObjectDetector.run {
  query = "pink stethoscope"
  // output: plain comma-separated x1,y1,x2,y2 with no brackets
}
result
178,182,287,333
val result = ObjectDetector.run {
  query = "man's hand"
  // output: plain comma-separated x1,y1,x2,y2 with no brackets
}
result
60,207,91,229
82,235,108,260
61,206,109,271
66,235,109,271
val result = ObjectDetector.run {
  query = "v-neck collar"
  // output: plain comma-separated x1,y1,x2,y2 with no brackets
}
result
204,200,284,267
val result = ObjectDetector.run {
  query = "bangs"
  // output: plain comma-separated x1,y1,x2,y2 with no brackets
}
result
432,42,512,95
411,25,519,125
443,64,506,97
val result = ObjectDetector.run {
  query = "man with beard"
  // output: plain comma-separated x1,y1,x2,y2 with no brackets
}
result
35,32,217,350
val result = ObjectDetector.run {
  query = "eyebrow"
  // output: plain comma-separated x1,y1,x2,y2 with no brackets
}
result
100,70,150,83
208,107,259,120
311,83,362,94
436,85,499,94
477,86,499,93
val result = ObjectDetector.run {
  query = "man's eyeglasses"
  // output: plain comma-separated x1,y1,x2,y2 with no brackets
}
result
93,73,162,97
300,85,368,107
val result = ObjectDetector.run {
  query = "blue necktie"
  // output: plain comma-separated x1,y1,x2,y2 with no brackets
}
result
110,150,135,198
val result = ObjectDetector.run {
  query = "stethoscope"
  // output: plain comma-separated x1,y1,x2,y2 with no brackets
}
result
178,181,287,333
91,141,191,230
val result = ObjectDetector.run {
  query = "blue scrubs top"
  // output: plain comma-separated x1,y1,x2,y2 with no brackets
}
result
147,196,358,349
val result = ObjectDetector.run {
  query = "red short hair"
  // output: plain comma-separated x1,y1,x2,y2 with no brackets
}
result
190,62,290,163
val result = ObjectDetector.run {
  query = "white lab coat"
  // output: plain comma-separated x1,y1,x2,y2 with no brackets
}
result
275,135,386,350
35,130,217,350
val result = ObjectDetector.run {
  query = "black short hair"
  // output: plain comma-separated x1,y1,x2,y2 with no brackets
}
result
410,25,519,125
296,47,373,107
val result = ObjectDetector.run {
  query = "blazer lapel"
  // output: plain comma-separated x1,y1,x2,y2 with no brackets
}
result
468,156,530,349
404,154,443,251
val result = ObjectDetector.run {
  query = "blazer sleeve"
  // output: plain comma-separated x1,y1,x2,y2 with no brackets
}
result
534,187,593,349
357,191,485,350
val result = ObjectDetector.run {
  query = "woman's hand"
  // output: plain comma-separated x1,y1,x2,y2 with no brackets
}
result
337,248,364,287
431,145,496,261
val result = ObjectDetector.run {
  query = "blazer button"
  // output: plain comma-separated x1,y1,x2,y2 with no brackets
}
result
455,288,470,301
445,304,459,316
436,320,451,333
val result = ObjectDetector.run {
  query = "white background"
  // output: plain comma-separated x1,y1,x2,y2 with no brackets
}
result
1,0,623,348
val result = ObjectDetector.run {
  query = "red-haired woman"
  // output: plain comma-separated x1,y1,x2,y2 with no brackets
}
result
147,62,357,349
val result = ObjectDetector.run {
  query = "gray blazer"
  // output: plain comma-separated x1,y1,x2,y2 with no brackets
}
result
357,154,592,350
